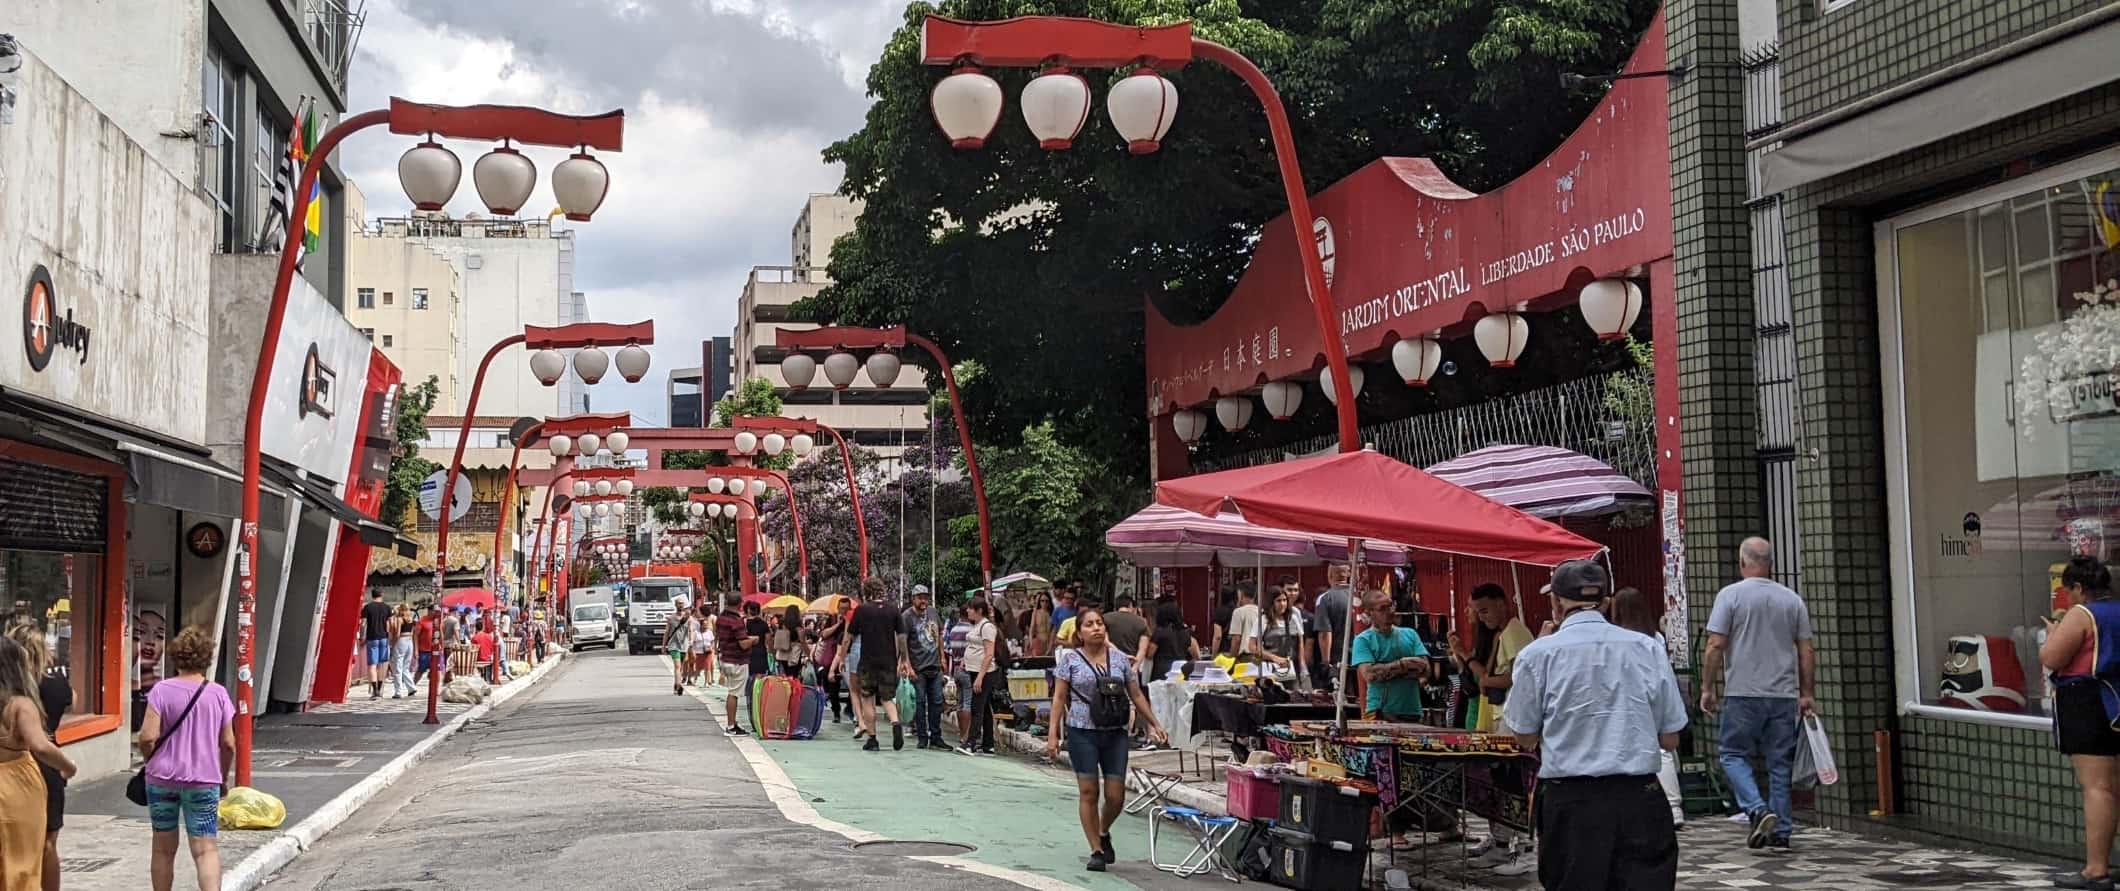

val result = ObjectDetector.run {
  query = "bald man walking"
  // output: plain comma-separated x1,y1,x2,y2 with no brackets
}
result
1699,537,1815,851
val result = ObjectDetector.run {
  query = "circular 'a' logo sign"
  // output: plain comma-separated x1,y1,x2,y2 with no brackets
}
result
23,266,55,372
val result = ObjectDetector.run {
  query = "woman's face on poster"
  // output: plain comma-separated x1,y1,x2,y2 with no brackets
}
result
136,609,168,679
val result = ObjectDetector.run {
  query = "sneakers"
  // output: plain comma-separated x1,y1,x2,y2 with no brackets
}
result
952,744,977,756
1467,843,1514,869
1100,834,1114,863
976,747,997,756
724,724,747,737
1747,811,1779,850
1085,850,1109,872
1490,850,1537,877
1766,837,1791,852
2053,872,2116,890
863,737,881,752
1463,836,1500,858
892,722,905,751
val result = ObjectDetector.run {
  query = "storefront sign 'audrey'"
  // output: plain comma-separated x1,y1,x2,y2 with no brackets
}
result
22,265,91,371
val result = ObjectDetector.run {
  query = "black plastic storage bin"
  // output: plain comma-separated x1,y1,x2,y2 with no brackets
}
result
1276,776,1377,847
1264,825,1366,891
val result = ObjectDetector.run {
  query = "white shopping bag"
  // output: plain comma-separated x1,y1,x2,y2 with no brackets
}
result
1795,713,1838,786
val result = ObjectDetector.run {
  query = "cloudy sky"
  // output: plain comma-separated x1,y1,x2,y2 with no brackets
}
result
342,0,908,423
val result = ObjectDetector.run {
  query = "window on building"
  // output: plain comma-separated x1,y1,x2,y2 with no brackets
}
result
359,328,374,341
1884,154,2120,724
412,288,429,310
201,47,243,253
381,334,393,347
382,291,395,305
357,288,375,309
251,99,286,252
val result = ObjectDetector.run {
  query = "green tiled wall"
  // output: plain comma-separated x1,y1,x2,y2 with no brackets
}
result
1774,0,2102,123
1673,0,2120,860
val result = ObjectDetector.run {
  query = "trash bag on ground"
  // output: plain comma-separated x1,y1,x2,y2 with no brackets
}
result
506,660,531,676
443,676,490,704
218,786,286,830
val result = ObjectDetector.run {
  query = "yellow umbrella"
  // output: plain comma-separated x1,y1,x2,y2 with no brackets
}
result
763,594,807,612
806,593,851,614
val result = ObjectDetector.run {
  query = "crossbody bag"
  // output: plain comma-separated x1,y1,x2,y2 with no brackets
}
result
126,680,209,806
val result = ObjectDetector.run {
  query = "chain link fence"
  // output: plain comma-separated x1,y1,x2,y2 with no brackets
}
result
1196,366,1657,488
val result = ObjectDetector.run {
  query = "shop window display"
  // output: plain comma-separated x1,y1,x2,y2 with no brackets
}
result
1889,158,2120,720
0,550,102,722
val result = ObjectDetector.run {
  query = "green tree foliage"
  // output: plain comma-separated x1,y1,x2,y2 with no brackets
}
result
381,375,441,530
815,0,1657,467
970,421,1144,593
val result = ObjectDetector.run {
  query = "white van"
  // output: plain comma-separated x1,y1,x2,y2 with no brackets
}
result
569,587,618,651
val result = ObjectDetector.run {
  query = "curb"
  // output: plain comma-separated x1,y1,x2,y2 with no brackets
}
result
993,725,1230,816
221,652,570,890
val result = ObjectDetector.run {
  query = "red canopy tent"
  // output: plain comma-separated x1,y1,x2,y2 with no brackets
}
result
1156,450,1604,567
440,588,498,611
1156,450,1605,726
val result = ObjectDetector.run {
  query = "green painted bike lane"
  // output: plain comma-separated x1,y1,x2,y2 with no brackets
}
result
754,717,1202,891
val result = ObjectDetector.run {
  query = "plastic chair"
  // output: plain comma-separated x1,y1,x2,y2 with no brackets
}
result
1148,804,1243,881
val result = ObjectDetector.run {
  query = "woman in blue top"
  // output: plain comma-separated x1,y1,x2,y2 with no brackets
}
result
1047,608,1167,871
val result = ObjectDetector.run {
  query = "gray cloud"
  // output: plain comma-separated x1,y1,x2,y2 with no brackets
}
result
393,0,870,137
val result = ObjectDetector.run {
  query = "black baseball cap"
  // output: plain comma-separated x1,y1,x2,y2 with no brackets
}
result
1550,560,1611,601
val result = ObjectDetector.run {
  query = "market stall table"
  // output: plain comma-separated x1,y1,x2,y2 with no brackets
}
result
1190,691,1349,761
1266,721,1536,841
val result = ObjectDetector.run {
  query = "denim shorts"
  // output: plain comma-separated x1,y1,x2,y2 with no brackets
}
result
365,638,391,665
953,670,974,713
147,783,221,837
1064,726,1129,780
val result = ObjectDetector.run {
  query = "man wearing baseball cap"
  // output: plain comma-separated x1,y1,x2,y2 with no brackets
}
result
902,585,947,749
1501,559,1688,890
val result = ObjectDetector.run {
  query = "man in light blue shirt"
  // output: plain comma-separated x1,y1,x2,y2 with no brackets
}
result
1503,560,1686,891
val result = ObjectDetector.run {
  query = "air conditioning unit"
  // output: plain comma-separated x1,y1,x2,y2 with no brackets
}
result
466,254,483,270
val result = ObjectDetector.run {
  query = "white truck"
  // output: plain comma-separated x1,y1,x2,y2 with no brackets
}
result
568,586,619,651
624,576,693,655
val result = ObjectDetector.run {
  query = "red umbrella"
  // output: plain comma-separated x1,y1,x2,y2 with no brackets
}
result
1155,450,1602,567
441,588,497,610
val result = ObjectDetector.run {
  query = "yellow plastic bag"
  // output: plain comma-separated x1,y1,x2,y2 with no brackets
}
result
218,786,286,830
1212,654,1236,672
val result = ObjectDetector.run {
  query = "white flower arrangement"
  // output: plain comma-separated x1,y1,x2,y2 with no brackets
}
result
2017,278,2120,437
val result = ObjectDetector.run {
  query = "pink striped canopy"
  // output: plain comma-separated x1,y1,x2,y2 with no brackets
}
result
1425,444,1652,519
1105,503,1414,568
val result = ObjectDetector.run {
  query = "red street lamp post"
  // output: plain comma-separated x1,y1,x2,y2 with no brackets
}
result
712,466,809,596
775,326,992,593
234,98,622,784
918,15,1361,455
731,416,869,580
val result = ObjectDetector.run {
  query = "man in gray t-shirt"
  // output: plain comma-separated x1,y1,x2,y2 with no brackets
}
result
1701,537,1815,851
901,586,947,749
1310,566,1354,692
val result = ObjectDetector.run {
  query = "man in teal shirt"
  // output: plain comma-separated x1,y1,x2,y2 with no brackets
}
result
1352,589,1431,720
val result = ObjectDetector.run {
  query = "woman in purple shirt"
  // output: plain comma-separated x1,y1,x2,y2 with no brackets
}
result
139,626,236,891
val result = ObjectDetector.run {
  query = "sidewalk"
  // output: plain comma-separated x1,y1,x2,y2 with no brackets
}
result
60,658,560,891
998,726,2069,890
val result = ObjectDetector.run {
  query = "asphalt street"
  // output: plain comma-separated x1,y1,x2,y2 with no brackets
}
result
260,647,1028,890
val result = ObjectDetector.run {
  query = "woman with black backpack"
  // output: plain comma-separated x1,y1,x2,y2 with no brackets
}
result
1045,607,1168,872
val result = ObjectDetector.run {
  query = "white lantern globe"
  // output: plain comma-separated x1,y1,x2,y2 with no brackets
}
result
733,431,759,455
1170,409,1207,444
1262,381,1304,421
1321,365,1365,405
397,140,461,211
472,145,536,216
547,434,573,457
1106,67,1180,154
1474,312,1531,368
724,503,742,520
930,66,1004,150
578,433,602,455
615,480,634,497
707,478,727,495
615,344,652,383
1021,67,1091,150
605,431,630,454
865,352,902,388
572,480,590,497
1214,396,1253,432
688,502,706,518
553,152,611,222
762,433,787,456
593,503,609,518
1578,279,1643,341
529,349,567,386
573,347,610,385
747,479,768,498
789,434,814,457
822,351,861,390
593,480,613,497
781,353,818,390
1391,337,1444,387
